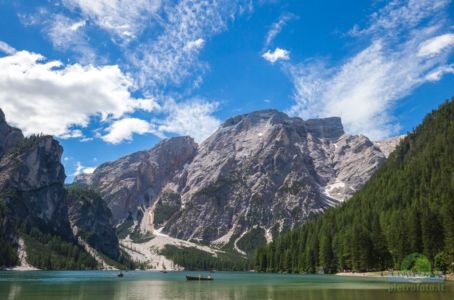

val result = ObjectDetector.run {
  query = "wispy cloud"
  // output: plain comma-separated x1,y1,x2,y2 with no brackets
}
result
0,40,16,55
46,14,96,64
262,47,290,63
287,0,453,140
129,0,246,90
62,0,161,43
156,98,221,142
264,13,296,48
8,0,249,144
418,33,454,57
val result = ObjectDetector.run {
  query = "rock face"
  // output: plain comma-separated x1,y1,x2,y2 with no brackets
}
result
0,109,121,268
0,110,23,158
374,136,404,158
75,136,198,223
67,187,120,260
80,109,395,250
0,113,71,239
160,110,385,243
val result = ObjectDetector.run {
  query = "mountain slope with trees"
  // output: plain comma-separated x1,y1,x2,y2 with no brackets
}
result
255,98,454,274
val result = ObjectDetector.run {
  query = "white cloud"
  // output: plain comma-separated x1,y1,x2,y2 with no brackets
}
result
287,0,453,140
70,20,86,31
264,13,295,48
73,161,96,176
101,117,158,144
349,0,449,37
156,98,221,143
129,0,247,89
425,64,454,81
262,48,290,63
46,15,96,64
0,50,158,138
62,0,161,42
418,33,454,57
20,0,251,94
21,10,97,64
0,40,16,55
186,38,205,50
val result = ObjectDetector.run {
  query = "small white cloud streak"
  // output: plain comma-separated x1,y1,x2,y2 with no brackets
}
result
70,20,86,31
0,50,158,138
0,40,16,55
418,33,454,57
186,38,205,50
425,64,454,81
287,0,453,140
262,48,290,63
264,13,295,48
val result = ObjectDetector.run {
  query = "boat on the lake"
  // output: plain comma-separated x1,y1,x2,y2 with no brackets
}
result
186,274,213,281
117,272,124,277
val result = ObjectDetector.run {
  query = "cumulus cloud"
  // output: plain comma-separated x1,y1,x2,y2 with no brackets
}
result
62,0,161,42
73,161,96,176
0,40,16,55
101,117,159,144
287,0,453,140
0,50,158,137
262,48,290,63
19,0,252,100
156,98,221,143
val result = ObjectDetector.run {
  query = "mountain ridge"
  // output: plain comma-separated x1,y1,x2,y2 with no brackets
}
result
254,98,454,274
76,109,395,257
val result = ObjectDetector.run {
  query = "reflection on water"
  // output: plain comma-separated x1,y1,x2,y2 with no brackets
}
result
1,271,453,300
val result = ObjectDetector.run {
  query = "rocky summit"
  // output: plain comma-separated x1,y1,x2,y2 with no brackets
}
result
78,109,394,253
75,136,198,223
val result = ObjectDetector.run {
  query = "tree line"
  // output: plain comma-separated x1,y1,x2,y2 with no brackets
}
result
255,98,454,274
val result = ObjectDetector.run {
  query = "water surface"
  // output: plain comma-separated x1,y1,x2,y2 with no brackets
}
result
1,271,453,299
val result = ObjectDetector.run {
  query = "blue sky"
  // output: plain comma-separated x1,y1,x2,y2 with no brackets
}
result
0,0,453,181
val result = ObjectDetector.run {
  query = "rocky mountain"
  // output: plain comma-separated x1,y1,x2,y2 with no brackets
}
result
75,136,197,223
374,136,404,158
255,98,454,274
0,118,72,241
0,109,124,269
159,111,385,245
78,109,394,255
67,186,120,261
0,110,23,158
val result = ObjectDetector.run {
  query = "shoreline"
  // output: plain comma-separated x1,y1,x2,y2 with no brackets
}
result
336,271,454,281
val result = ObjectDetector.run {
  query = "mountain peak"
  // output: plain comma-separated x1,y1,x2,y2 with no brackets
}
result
304,117,344,139
0,108,24,158
221,109,290,128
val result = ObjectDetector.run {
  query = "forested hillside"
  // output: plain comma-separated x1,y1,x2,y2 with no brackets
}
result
255,98,454,274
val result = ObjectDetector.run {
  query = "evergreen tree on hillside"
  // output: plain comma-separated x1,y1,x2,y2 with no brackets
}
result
255,98,454,273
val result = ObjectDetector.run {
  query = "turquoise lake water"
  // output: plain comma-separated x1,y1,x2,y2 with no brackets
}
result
1,271,453,299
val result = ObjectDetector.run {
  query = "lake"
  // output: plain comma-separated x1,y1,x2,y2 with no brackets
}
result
1,271,453,300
